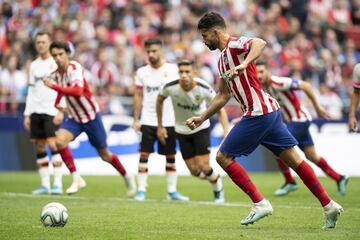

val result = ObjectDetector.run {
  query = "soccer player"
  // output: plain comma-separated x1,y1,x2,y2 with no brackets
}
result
133,38,189,201
156,59,229,203
43,41,136,196
23,32,64,195
186,11,343,228
349,63,360,132
256,60,349,196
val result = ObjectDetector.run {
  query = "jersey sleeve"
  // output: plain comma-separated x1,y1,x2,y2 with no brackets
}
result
68,62,84,87
271,77,300,91
228,36,253,52
353,64,360,89
28,62,35,86
159,84,170,97
204,85,216,105
134,69,143,89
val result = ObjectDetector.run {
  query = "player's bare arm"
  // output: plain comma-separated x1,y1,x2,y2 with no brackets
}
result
298,80,330,120
217,108,229,137
53,111,64,126
23,115,31,131
156,94,168,144
349,88,360,132
229,38,266,79
133,87,143,132
187,76,231,130
43,77,54,88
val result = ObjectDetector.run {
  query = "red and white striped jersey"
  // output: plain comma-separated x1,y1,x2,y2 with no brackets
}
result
266,75,312,122
218,36,279,116
51,61,99,124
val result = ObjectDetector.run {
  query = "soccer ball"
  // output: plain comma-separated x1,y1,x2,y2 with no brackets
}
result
40,202,68,227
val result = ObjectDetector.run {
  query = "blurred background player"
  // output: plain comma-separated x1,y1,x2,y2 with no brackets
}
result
187,11,343,228
133,38,188,201
156,59,229,203
349,63,360,132
43,41,136,196
256,60,349,196
23,31,64,195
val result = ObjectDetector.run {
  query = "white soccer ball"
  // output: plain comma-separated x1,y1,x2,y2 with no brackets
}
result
40,202,68,227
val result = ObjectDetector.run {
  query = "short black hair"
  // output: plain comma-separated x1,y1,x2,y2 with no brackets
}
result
144,38,163,48
177,59,194,67
197,12,226,31
35,31,51,39
49,41,71,53
255,60,268,67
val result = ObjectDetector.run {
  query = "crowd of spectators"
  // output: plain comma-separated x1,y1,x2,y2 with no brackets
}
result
0,0,360,119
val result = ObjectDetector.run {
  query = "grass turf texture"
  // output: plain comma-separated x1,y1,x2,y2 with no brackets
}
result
0,172,359,240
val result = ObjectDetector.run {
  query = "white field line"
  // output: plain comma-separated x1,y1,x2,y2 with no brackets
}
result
2,192,358,211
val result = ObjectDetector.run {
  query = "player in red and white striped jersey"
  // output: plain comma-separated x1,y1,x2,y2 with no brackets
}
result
256,60,348,197
43,41,136,196
349,63,360,132
186,11,343,228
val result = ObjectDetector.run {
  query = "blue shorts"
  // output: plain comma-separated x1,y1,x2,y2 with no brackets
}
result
220,110,298,157
60,113,107,149
287,121,314,150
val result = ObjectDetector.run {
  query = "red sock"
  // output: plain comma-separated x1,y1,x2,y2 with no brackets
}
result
224,161,264,203
317,157,341,182
110,154,126,176
276,157,296,184
59,147,76,173
294,161,331,206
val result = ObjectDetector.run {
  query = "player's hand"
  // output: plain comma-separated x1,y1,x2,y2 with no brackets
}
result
55,105,68,113
43,78,54,88
53,111,64,126
349,115,358,132
229,63,248,79
157,126,168,145
315,106,330,120
186,116,203,130
133,120,141,132
23,116,30,131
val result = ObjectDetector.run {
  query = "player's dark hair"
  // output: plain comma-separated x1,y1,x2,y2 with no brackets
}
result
144,38,163,47
35,31,51,39
177,59,194,67
255,60,268,67
50,41,71,54
197,12,226,31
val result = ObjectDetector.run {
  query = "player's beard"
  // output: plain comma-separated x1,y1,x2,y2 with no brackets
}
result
149,57,160,66
205,40,218,51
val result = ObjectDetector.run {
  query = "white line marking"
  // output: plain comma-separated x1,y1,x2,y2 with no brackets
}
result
2,192,358,211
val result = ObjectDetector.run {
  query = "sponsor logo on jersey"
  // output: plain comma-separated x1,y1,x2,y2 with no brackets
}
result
177,102,200,111
146,86,160,92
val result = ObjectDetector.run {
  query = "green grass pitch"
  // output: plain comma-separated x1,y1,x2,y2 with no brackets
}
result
0,172,359,240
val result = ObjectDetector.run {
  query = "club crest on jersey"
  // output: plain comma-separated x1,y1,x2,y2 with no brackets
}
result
163,72,168,78
194,95,201,104
223,54,229,66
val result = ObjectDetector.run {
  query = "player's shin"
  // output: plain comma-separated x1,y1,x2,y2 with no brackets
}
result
51,151,63,188
37,152,50,189
137,156,148,192
294,160,331,206
166,156,177,193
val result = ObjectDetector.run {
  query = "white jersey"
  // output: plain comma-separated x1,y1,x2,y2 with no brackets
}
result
24,57,58,116
266,76,312,122
135,63,178,127
160,77,216,134
353,63,360,89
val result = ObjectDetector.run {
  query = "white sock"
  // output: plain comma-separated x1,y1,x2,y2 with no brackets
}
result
205,169,222,192
72,171,81,182
137,173,148,192
39,167,50,189
166,171,177,193
324,200,334,210
37,156,50,189
254,198,267,206
52,153,62,187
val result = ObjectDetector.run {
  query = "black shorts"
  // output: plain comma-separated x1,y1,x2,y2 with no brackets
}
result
140,125,176,155
30,113,57,141
176,128,210,160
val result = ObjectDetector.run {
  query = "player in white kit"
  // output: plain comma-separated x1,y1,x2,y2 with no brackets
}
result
23,32,64,195
133,38,189,201
156,59,229,203
349,63,360,132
